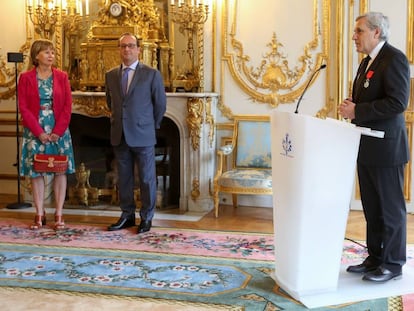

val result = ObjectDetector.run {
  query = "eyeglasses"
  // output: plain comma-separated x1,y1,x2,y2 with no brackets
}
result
119,43,137,49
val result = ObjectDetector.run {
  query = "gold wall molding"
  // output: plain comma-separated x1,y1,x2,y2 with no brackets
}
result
222,0,329,108
216,95,234,120
404,77,414,201
408,0,414,63
315,0,330,118
339,0,369,111
204,97,215,148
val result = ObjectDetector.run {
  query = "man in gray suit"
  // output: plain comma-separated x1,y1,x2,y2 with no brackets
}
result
105,33,166,233
339,12,410,282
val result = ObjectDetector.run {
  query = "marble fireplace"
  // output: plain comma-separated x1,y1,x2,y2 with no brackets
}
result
71,92,219,213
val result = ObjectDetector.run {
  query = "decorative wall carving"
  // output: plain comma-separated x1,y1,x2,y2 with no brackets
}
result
222,0,328,109
185,96,215,151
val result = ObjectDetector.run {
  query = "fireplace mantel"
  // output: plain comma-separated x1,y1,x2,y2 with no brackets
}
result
71,91,219,213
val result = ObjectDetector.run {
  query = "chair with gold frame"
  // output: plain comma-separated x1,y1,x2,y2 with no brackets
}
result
213,115,273,217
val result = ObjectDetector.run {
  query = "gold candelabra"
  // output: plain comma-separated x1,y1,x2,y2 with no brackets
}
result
27,0,59,39
26,0,89,88
170,0,209,89
26,0,89,39
61,1,89,35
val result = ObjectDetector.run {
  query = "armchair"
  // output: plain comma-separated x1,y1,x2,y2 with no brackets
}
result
213,115,272,217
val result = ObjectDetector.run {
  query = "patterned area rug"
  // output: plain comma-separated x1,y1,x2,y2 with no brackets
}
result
0,220,273,260
0,219,413,310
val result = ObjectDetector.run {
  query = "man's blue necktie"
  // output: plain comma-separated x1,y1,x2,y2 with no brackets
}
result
122,67,131,95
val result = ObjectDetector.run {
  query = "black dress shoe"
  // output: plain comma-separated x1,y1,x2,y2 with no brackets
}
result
108,217,135,231
137,220,152,234
347,258,379,273
362,266,402,283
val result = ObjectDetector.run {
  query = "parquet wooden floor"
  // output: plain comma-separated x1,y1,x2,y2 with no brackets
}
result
0,194,412,243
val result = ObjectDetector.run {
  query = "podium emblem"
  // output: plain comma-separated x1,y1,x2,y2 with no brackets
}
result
281,133,293,157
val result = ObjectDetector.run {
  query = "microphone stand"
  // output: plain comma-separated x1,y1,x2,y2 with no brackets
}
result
6,53,31,210
294,64,327,114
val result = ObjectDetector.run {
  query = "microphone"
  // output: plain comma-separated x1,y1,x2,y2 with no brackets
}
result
294,64,327,114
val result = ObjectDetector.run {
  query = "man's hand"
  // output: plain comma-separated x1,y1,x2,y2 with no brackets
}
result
339,98,356,120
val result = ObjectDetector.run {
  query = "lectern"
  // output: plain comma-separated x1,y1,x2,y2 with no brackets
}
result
270,111,382,302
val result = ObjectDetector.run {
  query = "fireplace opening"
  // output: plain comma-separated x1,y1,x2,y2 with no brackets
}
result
68,114,180,208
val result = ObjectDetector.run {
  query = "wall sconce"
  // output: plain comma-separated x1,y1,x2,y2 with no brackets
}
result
170,0,209,91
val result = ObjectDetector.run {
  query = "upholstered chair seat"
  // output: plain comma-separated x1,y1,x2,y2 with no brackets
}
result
218,169,272,189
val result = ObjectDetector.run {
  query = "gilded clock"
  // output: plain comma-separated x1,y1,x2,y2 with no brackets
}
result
109,2,123,17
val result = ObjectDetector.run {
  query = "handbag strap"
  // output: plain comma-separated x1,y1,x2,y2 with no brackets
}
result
39,142,62,155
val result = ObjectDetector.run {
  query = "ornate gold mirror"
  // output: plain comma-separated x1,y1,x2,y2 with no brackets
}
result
25,0,209,92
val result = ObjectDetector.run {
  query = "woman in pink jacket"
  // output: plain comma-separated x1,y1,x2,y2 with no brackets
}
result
18,39,75,230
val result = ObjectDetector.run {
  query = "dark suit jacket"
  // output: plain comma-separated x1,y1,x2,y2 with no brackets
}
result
105,62,167,147
18,67,72,137
352,42,410,166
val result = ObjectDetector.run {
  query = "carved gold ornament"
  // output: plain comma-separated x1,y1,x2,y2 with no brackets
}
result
91,0,160,39
186,97,203,151
72,94,111,117
223,0,328,108
191,177,200,200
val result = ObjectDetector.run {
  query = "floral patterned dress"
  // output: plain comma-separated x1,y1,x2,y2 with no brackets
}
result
20,75,75,177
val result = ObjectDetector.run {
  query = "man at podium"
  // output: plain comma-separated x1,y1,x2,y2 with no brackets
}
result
339,12,410,283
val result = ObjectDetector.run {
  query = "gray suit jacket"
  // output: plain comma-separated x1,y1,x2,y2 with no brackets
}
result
105,62,167,147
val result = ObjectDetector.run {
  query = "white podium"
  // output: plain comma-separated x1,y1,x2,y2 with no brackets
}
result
270,111,382,302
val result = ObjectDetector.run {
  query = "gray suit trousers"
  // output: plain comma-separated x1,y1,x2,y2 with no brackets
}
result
113,137,157,222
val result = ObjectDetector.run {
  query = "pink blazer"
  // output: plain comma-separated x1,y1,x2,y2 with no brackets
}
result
18,67,72,137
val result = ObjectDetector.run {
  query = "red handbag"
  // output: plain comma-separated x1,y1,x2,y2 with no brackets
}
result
33,154,68,173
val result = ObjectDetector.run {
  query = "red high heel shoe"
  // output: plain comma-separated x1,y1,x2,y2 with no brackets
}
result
54,215,65,230
30,214,46,230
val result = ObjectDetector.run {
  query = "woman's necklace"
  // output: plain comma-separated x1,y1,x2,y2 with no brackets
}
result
36,68,52,80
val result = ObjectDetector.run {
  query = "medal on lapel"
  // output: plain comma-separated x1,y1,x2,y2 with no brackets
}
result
364,70,374,88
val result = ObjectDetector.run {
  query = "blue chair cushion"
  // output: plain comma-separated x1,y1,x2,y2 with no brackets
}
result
219,169,272,189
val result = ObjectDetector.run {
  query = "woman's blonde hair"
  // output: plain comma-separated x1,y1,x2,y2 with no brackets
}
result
30,39,55,67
